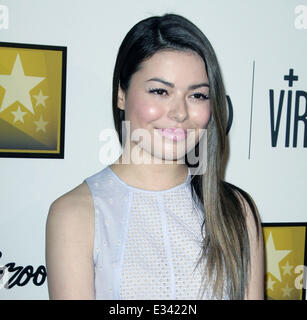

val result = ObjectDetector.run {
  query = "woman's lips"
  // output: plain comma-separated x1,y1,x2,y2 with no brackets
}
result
156,128,188,141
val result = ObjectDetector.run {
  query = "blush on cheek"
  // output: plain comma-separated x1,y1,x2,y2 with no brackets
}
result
192,108,211,129
130,100,164,123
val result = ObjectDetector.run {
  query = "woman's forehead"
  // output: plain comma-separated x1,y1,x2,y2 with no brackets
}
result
133,50,208,84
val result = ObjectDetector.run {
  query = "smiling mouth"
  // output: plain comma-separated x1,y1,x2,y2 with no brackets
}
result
155,127,188,141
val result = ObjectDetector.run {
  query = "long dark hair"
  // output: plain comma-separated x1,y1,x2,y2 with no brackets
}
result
112,13,260,299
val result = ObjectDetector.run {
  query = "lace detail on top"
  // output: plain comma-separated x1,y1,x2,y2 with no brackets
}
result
85,165,229,300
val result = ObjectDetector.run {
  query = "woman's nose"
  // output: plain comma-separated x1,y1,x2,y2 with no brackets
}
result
168,97,188,122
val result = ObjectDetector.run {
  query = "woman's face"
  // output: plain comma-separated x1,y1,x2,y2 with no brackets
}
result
118,50,211,163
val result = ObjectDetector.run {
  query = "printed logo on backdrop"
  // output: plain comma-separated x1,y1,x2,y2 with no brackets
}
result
0,251,47,290
226,95,233,135
0,42,67,158
262,223,307,300
269,68,307,148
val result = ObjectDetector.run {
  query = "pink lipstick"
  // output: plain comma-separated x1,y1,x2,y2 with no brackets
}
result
156,128,187,141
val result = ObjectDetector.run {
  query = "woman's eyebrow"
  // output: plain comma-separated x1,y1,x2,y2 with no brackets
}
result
146,77,174,88
146,77,209,90
189,83,210,90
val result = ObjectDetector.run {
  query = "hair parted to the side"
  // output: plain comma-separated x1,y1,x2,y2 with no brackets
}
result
111,13,261,299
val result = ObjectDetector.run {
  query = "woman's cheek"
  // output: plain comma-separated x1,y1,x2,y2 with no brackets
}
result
192,105,211,129
129,98,164,124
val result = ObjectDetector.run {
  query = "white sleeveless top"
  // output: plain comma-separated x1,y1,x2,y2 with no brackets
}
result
85,165,229,300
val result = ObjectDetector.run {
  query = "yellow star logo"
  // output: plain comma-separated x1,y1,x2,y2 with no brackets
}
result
11,106,27,124
265,232,291,282
34,114,48,132
0,54,45,114
281,283,294,298
281,261,293,276
33,89,48,107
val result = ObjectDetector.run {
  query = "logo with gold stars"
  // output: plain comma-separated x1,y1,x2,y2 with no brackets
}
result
263,223,307,300
0,42,66,158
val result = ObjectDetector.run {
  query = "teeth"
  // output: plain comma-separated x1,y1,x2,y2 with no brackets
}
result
174,129,185,134
163,128,174,134
156,128,187,136
160,128,185,133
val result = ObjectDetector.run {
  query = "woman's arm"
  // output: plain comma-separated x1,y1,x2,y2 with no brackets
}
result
239,193,264,300
45,182,95,299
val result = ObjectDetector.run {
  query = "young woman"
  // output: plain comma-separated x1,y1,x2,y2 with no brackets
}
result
46,13,264,300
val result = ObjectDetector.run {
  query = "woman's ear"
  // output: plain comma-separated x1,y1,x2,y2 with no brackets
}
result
117,86,126,111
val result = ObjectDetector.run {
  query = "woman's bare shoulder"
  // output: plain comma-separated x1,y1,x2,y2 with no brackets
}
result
46,182,95,299
47,182,94,228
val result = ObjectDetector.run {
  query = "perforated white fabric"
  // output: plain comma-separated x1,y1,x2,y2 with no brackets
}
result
85,165,229,300
120,187,204,300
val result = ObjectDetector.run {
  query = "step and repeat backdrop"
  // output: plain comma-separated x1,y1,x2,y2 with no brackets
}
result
0,0,306,300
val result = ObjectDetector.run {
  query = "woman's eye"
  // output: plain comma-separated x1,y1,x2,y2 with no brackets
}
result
149,88,168,96
191,93,209,100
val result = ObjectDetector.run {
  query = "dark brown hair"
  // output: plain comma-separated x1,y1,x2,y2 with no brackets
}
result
112,13,260,299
